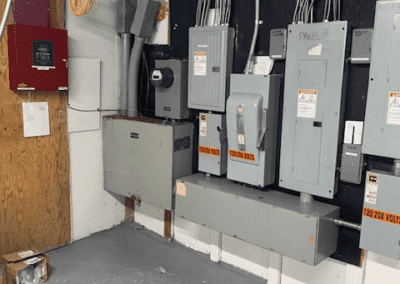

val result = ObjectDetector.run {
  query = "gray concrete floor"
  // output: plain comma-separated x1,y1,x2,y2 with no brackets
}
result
42,222,266,284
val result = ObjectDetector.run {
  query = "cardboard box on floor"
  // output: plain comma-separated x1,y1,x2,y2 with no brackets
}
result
1,249,50,284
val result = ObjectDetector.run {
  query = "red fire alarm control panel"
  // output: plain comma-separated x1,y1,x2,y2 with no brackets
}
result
8,24,68,91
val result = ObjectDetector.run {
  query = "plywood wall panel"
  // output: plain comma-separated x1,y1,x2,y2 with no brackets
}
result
0,0,70,256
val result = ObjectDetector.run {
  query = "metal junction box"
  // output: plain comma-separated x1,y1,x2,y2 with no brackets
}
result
227,74,281,187
175,173,340,266
153,60,190,120
103,116,193,211
188,26,235,112
279,21,348,199
198,113,227,176
360,170,400,259
363,1,400,159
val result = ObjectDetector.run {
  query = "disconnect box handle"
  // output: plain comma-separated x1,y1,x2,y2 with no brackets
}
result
256,109,267,149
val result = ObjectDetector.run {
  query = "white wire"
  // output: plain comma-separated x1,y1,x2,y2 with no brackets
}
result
323,0,328,20
293,0,300,23
0,0,13,40
338,0,340,20
327,0,332,21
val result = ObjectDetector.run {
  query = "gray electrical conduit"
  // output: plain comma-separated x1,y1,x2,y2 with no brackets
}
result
120,33,131,116
0,0,13,40
244,0,259,74
127,36,145,118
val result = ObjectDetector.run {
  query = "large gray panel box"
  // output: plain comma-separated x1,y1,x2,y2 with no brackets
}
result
279,22,348,199
363,1,400,159
188,26,235,112
103,116,193,210
175,173,340,266
360,170,400,259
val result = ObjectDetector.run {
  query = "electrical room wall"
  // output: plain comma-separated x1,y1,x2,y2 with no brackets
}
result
65,0,126,242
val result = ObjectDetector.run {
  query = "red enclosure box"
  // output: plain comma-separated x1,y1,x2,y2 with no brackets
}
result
8,24,68,91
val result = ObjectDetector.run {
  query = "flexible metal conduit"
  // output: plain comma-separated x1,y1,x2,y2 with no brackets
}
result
0,0,13,40
244,0,260,74
120,33,131,116
127,36,145,118
334,219,361,231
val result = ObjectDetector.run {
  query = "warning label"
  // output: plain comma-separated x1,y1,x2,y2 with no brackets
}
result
365,173,378,205
200,114,207,137
297,89,318,118
363,207,400,226
194,52,207,76
238,134,245,145
387,92,400,125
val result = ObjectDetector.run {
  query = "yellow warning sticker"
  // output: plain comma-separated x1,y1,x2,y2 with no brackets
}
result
297,89,318,118
363,207,400,226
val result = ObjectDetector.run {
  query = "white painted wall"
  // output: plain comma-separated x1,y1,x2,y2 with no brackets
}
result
66,0,125,242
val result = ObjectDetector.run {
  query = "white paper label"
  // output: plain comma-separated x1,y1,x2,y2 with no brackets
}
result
365,173,379,205
307,43,322,56
297,89,317,118
200,121,207,137
22,102,50,138
344,121,364,144
25,257,41,265
238,134,245,145
194,52,207,76
18,250,35,258
345,152,358,156
387,92,400,125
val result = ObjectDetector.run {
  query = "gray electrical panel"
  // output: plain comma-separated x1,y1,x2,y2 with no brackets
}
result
279,21,348,199
270,29,287,60
175,173,340,266
198,113,227,176
360,170,400,259
103,116,193,211
350,29,373,64
227,74,281,187
188,26,235,112
153,60,190,120
363,1,400,159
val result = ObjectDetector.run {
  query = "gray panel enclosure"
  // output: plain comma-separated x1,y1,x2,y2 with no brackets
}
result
363,1,400,159
103,117,193,210
360,170,400,260
198,113,228,176
155,60,190,120
175,173,340,266
188,26,235,112
279,21,348,199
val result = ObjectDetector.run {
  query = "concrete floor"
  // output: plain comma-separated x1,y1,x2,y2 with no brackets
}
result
41,222,266,284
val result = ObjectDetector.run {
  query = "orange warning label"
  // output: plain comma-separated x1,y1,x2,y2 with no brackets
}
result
194,52,207,56
363,207,400,226
389,92,400,98
199,146,220,156
298,89,317,95
229,149,255,162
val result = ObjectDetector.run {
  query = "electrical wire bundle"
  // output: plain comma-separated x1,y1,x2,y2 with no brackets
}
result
196,0,231,27
69,0,98,17
292,0,315,24
323,0,340,22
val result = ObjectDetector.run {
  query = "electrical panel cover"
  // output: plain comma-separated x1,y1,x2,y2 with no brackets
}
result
279,21,348,199
188,26,235,112
8,24,68,91
363,1,400,159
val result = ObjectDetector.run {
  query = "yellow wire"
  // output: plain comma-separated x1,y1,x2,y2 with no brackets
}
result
69,0,98,17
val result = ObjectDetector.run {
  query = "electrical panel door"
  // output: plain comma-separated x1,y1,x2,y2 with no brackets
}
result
188,26,235,112
363,1,400,159
279,21,348,199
